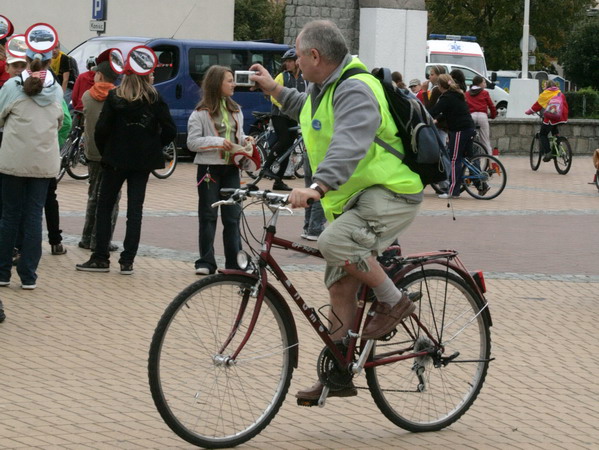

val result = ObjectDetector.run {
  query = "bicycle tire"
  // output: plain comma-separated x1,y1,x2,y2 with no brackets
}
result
463,155,506,200
151,141,178,179
530,133,542,171
149,274,297,448
471,140,487,158
553,136,573,175
56,136,74,182
366,269,491,433
292,142,305,179
66,136,89,180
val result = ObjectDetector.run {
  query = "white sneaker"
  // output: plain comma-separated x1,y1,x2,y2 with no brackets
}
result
195,267,212,275
304,235,319,241
0,281,10,287
21,284,37,290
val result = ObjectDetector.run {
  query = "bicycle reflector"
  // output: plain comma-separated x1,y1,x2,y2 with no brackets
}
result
471,271,487,293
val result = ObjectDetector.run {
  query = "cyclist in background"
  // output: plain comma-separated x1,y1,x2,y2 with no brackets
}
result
262,48,307,191
466,75,497,157
525,80,568,162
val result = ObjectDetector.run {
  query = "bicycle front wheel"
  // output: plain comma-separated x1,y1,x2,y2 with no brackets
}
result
148,274,297,448
553,136,573,175
66,136,89,180
530,133,542,171
245,136,267,179
366,269,492,432
56,136,74,182
463,155,507,200
152,141,178,179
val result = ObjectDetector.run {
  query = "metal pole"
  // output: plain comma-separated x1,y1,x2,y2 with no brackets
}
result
521,0,530,79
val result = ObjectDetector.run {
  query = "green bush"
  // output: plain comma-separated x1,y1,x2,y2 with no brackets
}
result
565,88,599,118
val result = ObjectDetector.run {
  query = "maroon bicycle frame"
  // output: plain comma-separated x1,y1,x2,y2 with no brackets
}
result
220,215,488,373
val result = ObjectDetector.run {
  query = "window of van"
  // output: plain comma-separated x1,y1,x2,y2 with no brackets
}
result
153,46,179,84
188,48,282,86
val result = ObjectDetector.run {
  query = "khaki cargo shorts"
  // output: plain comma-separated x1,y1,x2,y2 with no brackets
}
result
318,186,421,288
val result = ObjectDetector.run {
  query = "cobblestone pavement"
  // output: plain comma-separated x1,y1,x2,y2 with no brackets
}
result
1,156,598,449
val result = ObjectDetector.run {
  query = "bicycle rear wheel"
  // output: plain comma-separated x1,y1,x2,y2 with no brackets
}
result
66,136,89,180
152,141,178,179
366,269,491,432
553,136,573,175
149,274,297,448
292,141,305,178
530,133,542,171
463,155,506,200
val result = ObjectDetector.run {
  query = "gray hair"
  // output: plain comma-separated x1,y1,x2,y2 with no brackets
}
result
297,20,348,65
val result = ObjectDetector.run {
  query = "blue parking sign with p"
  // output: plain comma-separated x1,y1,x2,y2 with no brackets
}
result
92,0,106,20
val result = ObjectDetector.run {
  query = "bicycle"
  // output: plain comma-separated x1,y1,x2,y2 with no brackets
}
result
529,113,573,174
57,111,89,182
151,141,178,179
268,128,306,179
432,151,507,200
148,187,493,448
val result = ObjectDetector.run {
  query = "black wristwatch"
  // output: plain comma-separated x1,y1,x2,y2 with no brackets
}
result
310,182,325,198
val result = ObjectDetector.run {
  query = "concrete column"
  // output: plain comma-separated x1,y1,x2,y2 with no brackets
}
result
358,0,427,83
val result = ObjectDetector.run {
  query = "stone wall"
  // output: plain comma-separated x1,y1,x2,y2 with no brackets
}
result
490,119,599,155
284,0,360,51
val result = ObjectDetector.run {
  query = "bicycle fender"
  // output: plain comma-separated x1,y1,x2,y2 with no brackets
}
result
392,262,493,327
218,269,300,368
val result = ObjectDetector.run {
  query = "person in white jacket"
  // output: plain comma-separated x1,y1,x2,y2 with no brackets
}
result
0,49,63,289
187,65,252,275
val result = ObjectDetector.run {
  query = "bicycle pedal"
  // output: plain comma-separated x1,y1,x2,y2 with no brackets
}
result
408,291,422,303
296,398,319,407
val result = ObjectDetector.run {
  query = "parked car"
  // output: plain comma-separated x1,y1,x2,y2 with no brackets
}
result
69,36,290,153
424,63,510,116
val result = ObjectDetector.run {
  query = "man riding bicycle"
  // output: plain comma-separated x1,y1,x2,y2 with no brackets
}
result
250,20,423,401
525,80,569,162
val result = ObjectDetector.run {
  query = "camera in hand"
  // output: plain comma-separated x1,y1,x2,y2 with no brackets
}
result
234,70,257,87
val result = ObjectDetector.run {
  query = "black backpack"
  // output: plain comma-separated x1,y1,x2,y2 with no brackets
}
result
335,67,449,186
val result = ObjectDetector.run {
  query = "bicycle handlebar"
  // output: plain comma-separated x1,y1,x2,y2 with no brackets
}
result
211,187,290,208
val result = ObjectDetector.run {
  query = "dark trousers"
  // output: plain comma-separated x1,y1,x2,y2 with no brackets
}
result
92,167,150,264
195,164,241,271
540,123,559,156
44,178,62,245
81,161,119,249
448,128,475,197
0,175,50,285
265,115,298,178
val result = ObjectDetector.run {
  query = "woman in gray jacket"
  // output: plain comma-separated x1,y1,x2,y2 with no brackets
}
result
0,49,63,289
187,65,251,275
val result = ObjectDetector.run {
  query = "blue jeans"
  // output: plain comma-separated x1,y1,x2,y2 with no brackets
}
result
92,167,150,265
0,175,50,285
303,156,326,236
196,165,241,271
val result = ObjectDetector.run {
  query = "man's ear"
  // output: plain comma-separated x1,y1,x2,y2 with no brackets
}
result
310,48,320,64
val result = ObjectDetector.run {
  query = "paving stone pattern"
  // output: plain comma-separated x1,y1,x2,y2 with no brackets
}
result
1,156,598,448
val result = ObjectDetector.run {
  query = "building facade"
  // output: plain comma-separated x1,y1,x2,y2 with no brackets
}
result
2,0,234,51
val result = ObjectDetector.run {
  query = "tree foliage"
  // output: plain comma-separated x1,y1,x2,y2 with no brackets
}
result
559,20,599,89
234,0,285,43
425,0,593,71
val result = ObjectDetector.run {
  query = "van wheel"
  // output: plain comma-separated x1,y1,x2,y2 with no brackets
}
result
496,102,508,117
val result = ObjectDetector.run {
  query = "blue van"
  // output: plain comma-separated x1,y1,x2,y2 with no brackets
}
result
69,37,290,149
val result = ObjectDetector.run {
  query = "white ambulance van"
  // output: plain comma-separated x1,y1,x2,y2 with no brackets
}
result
427,34,487,78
